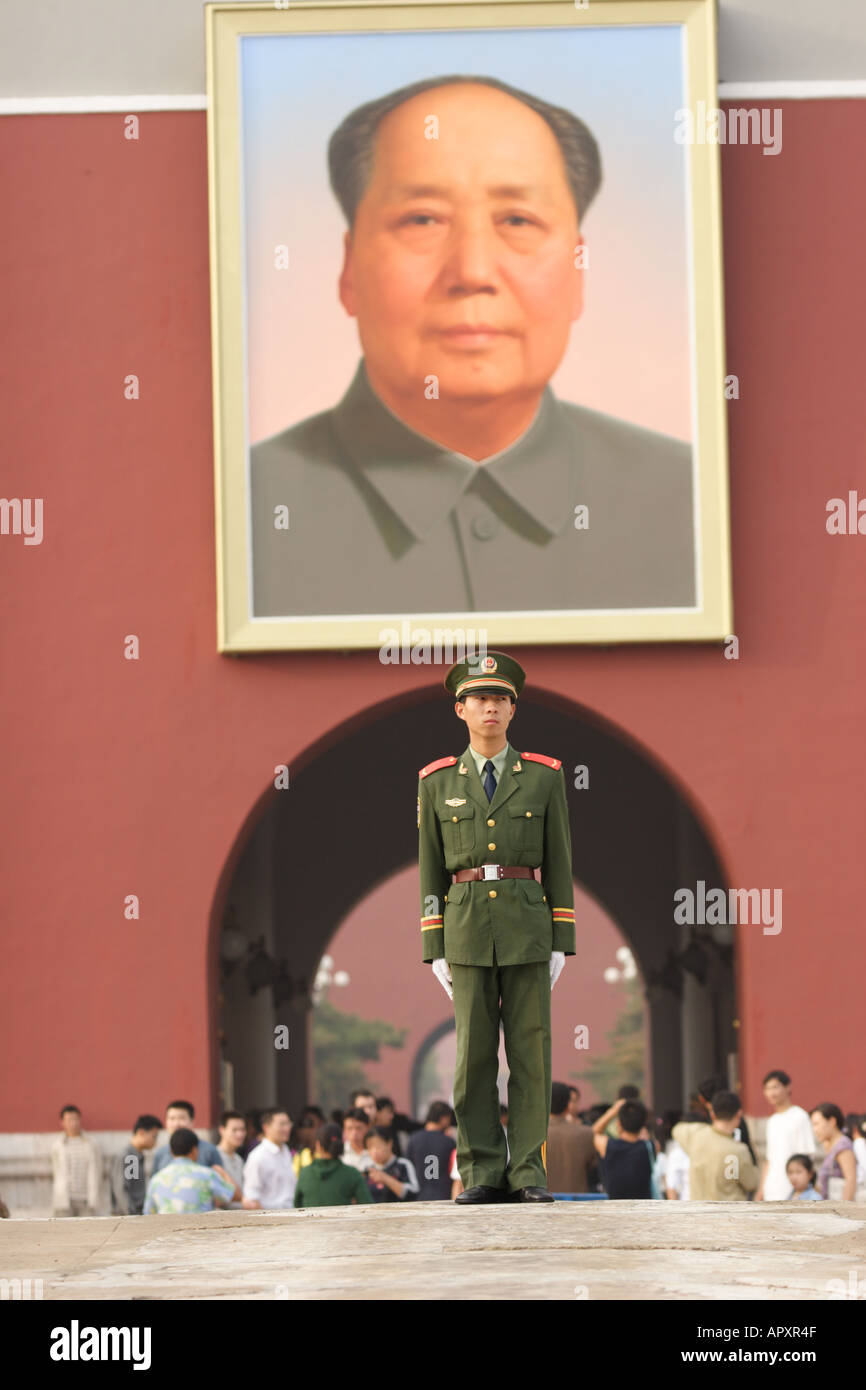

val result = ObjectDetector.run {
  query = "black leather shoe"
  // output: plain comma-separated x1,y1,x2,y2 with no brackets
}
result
455,1185,510,1204
511,1186,554,1202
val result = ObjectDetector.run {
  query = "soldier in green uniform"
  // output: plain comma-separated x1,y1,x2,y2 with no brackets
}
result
417,651,576,1203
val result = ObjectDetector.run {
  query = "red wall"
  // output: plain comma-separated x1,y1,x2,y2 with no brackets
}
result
3,103,865,1131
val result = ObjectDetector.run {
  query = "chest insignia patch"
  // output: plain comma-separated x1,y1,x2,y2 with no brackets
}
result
445,798,467,807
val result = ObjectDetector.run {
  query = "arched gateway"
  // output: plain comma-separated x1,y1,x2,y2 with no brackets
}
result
211,685,735,1118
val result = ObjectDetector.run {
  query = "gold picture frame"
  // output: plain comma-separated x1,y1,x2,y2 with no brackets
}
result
207,0,731,651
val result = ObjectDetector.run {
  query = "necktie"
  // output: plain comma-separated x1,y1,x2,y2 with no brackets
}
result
482,759,497,802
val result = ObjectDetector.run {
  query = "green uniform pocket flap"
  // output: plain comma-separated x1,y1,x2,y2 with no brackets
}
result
446,881,468,905
520,878,547,905
508,803,545,820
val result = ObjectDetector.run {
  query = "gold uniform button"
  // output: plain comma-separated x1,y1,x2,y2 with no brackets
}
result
488,842,496,851
525,811,532,818
487,818,495,827
488,889,497,899
542,895,547,902
452,815,458,822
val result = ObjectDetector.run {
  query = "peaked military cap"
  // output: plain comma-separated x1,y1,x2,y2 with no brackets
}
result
444,650,526,701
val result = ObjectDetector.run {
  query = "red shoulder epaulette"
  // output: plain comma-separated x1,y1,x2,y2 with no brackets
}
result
419,755,458,779
521,751,562,771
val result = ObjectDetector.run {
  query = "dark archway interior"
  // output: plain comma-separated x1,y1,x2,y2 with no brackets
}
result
218,686,734,1116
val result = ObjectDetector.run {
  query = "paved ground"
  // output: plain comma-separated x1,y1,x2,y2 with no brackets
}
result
3,1201,866,1300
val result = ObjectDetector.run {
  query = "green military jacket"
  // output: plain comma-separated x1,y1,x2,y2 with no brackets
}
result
417,742,575,967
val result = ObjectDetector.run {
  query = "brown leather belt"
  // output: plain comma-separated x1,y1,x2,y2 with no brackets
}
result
453,865,537,882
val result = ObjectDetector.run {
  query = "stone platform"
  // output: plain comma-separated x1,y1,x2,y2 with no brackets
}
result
3,1201,866,1301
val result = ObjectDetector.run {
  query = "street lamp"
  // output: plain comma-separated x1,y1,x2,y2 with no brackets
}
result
312,954,351,1004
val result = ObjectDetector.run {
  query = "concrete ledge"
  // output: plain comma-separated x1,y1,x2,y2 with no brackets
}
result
2,1201,866,1301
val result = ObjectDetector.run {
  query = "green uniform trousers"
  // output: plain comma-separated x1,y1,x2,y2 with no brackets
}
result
450,951,552,1192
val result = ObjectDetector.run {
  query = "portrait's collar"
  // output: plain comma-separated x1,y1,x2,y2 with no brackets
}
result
332,358,575,542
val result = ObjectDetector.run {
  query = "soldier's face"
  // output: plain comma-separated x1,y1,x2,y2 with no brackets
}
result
339,83,584,406
456,692,516,742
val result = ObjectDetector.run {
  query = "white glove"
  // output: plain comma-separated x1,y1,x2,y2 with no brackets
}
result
432,958,453,1001
550,951,566,990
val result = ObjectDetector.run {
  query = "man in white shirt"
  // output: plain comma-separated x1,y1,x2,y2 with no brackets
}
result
664,1137,691,1201
756,1069,816,1201
51,1105,104,1216
241,1109,296,1209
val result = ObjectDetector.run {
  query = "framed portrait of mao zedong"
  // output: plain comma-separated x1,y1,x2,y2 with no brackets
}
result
206,0,731,652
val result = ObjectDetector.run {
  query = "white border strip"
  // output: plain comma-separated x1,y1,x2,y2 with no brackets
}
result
718,79,866,99
0,94,208,114
2,80,866,115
